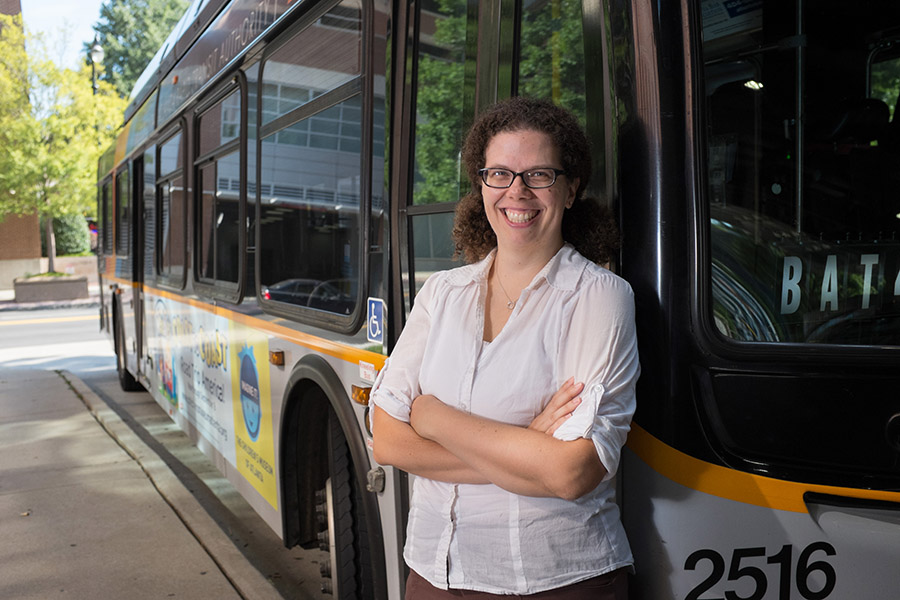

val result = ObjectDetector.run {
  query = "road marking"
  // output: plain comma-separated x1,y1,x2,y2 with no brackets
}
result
0,314,98,327
0,340,112,361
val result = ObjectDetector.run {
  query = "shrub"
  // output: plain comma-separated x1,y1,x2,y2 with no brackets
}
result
40,214,91,256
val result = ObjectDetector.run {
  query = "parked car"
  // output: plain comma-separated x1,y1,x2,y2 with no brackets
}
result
261,278,355,314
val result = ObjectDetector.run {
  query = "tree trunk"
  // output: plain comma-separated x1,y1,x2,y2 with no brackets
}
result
44,214,57,274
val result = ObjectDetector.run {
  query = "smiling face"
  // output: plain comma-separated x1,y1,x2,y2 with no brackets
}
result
481,129,579,261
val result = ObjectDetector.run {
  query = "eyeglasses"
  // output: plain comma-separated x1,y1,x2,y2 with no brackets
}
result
478,168,566,189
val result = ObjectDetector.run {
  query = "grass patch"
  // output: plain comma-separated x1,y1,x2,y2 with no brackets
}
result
23,271,71,279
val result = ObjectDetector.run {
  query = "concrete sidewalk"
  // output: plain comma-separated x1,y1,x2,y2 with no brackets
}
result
0,368,284,600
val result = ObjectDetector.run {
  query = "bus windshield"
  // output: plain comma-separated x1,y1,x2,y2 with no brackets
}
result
703,0,900,345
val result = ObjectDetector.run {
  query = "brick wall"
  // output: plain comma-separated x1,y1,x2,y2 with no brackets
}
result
0,212,41,259
0,0,22,17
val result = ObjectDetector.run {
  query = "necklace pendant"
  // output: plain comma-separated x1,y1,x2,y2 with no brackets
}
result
506,300,515,310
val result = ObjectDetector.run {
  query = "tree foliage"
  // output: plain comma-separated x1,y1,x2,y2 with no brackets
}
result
41,213,91,256
411,0,467,206
518,0,586,120
871,56,900,119
410,0,590,206
89,0,189,98
0,15,39,214
0,14,126,267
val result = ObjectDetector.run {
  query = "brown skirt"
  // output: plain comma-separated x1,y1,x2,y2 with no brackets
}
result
405,568,629,599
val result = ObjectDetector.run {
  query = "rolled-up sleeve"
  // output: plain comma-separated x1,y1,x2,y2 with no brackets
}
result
554,271,640,481
370,274,439,423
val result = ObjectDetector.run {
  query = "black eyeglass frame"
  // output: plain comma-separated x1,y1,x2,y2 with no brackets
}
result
477,168,567,189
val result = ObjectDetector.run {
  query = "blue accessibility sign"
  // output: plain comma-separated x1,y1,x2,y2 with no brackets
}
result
367,298,385,344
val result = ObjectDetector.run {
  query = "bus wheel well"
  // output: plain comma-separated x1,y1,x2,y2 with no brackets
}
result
281,380,331,548
279,356,387,598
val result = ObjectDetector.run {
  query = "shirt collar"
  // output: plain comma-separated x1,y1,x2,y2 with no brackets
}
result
445,243,587,291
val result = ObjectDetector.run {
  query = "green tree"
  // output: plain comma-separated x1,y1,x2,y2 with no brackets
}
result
871,56,900,119
0,15,126,272
518,0,586,120
411,0,467,205
0,15,39,217
41,213,91,256
410,0,591,206
88,0,189,98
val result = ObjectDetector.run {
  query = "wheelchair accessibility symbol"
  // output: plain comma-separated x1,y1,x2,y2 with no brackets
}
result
367,298,385,344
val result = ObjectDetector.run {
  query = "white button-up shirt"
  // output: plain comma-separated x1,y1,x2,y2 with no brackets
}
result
372,244,639,594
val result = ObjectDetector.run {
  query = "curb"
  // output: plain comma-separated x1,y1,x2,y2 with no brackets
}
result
58,370,285,600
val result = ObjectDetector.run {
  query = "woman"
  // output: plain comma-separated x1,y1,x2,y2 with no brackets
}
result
372,97,639,598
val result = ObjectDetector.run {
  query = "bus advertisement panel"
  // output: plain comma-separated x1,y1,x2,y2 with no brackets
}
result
147,293,279,514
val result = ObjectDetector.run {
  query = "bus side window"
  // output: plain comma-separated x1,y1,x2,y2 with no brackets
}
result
99,179,112,256
257,0,365,320
157,129,186,286
516,0,587,124
195,88,243,290
143,147,156,282
409,212,459,287
401,0,470,307
115,169,130,257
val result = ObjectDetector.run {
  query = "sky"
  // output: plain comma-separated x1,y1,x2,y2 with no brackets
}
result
21,0,107,70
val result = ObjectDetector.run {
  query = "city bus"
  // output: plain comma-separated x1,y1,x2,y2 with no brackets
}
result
96,0,900,597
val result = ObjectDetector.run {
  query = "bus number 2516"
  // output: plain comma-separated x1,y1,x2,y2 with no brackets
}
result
685,542,837,600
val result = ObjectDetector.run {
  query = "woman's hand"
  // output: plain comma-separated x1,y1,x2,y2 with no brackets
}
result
528,377,584,435
372,404,490,484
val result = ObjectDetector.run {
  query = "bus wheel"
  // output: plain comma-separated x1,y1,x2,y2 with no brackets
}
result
115,322,142,392
315,406,373,599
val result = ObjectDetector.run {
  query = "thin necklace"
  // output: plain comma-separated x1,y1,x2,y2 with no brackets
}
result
494,271,516,310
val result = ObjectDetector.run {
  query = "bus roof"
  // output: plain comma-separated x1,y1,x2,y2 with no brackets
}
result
123,0,222,123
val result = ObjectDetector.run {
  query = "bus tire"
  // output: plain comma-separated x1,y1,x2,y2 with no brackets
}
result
316,405,373,599
115,317,142,392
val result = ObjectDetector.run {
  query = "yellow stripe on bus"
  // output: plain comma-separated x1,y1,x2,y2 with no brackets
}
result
103,275,141,289
627,423,900,513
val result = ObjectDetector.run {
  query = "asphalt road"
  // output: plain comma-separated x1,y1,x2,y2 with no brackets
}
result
0,306,328,599
0,307,113,373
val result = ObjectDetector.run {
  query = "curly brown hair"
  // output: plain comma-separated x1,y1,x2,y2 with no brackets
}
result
452,96,620,264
